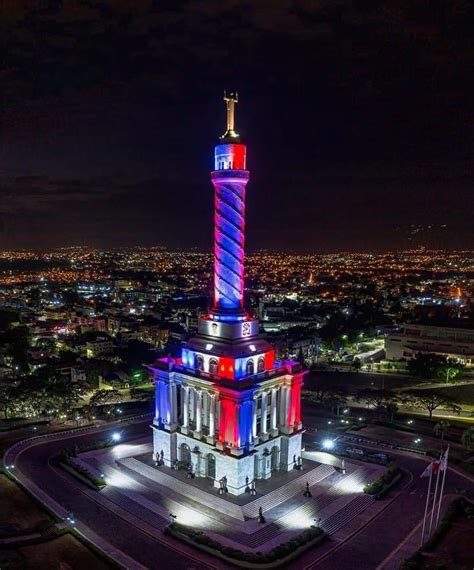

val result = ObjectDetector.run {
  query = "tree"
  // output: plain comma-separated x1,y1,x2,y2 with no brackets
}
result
130,386,153,401
437,359,465,383
434,421,451,446
408,353,446,379
26,370,86,418
0,309,20,329
352,358,361,372
80,405,96,422
0,384,16,420
407,353,464,382
89,389,122,407
325,391,348,416
402,391,461,419
385,401,399,423
0,325,31,373
296,347,306,366
461,426,474,451
355,388,399,421
84,359,114,389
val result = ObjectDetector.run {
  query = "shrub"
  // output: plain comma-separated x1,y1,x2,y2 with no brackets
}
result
364,462,401,497
59,456,106,489
168,522,325,564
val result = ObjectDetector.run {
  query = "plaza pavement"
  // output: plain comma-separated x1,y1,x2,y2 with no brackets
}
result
5,420,217,569
6,418,472,569
78,438,381,552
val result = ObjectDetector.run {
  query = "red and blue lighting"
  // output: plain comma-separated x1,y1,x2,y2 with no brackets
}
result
212,144,249,313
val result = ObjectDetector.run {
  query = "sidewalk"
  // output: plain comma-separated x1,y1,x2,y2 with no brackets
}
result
375,493,457,570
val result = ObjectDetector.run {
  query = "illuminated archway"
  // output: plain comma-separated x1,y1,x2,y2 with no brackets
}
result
207,453,216,479
180,443,191,469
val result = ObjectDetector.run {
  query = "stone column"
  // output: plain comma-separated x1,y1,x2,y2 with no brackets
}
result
189,387,195,423
182,385,189,433
252,395,258,440
215,394,220,429
230,403,243,456
280,385,293,435
279,386,286,427
206,393,216,444
172,384,177,428
261,391,269,440
168,383,174,427
195,389,203,435
270,387,278,435
154,380,161,424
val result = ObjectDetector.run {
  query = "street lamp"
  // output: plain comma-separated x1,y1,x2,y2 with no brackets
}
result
322,439,335,450
111,432,121,442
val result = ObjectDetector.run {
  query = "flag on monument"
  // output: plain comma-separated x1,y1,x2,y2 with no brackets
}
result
420,459,440,478
439,448,449,471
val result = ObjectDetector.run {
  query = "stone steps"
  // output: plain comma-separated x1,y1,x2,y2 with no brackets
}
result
321,493,374,535
119,457,246,521
101,487,169,531
242,464,335,518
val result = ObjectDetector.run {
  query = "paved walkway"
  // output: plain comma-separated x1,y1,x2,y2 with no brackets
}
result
375,493,458,570
79,443,380,552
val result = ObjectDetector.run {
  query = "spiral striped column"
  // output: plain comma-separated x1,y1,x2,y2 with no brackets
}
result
211,169,249,311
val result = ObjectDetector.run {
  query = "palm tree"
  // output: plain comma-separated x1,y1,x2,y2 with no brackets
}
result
434,421,451,448
461,426,474,451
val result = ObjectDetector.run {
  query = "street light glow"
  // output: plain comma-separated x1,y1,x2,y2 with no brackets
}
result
112,432,121,442
322,439,335,450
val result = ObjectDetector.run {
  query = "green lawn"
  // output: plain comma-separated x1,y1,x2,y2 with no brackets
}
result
0,474,50,532
6,533,115,569
305,371,419,393
433,383,474,405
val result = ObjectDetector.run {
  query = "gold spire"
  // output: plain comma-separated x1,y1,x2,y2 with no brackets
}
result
221,91,240,141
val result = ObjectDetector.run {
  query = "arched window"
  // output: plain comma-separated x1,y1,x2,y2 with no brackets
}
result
257,357,265,373
209,358,218,375
180,443,191,469
246,359,254,376
207,453,216,479
196,355,204,371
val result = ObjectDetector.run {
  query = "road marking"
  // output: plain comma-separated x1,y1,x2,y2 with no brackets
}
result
10,429,218,570
375,493,458,570
303,468,415,569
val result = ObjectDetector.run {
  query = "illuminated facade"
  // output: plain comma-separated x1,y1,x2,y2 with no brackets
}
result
151,94,304,495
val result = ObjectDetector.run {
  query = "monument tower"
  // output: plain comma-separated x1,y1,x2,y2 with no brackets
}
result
151,93,304,495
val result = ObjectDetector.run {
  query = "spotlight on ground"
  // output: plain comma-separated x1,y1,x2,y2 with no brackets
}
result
322,439,335,450
112,432,121,442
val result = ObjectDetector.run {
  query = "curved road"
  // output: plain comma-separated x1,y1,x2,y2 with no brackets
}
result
6,421,215,570
299,439,474,569
6,420,474,570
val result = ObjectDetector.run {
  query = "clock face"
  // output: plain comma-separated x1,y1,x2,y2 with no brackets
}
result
242,321,251,337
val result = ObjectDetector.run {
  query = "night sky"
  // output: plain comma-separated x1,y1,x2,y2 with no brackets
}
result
2,1,473,252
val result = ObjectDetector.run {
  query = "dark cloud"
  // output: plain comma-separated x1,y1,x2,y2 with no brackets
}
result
1,1,473,250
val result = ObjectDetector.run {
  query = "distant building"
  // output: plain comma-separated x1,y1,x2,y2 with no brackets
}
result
86,337,113,358
91,317,107,332
271,333,320,363
385,323,474,367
